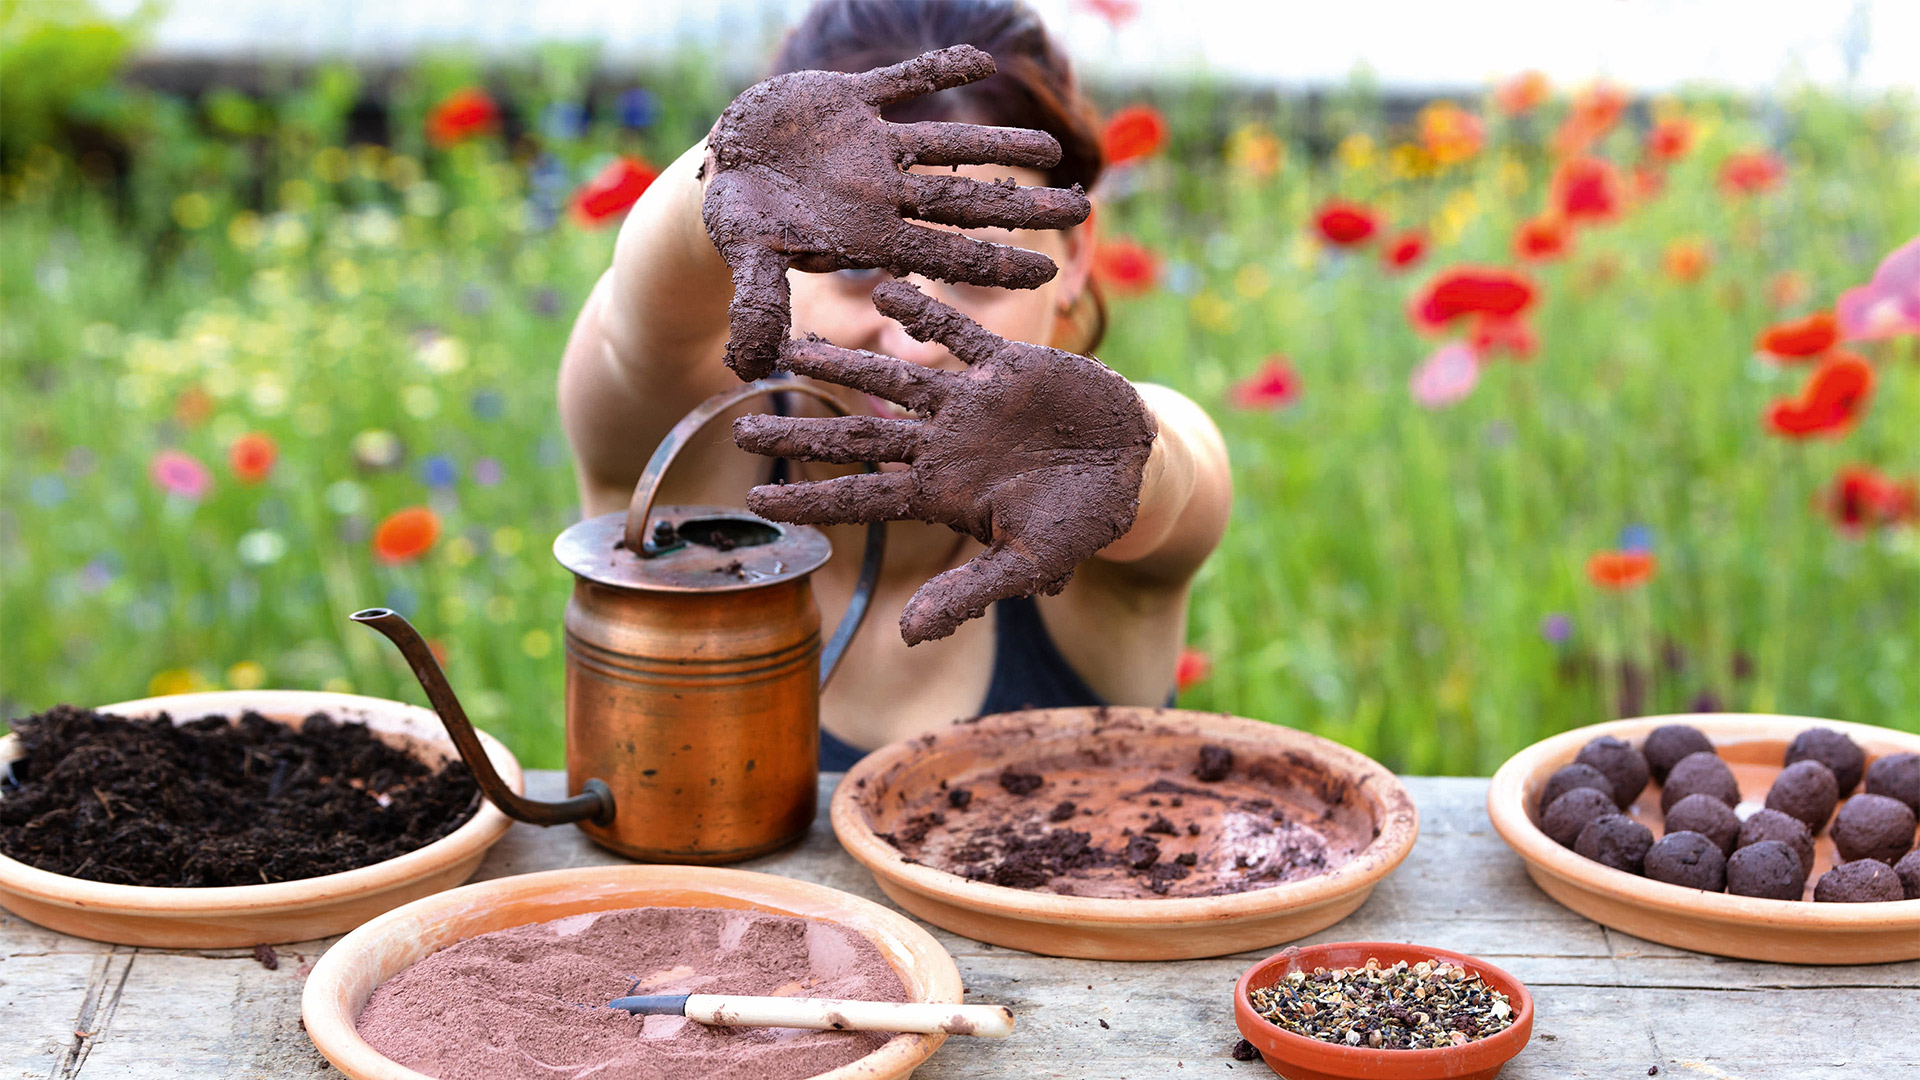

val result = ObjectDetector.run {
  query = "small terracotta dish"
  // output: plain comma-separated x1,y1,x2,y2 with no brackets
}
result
832,707,1419,960
302,864,962,1080
1234,942,1534,1080
0,690,518,948
1488,713,1920,964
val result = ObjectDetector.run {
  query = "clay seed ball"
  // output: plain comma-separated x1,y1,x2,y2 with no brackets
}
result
1764,759,1839,833
1664,793,1741,856
1736,808,1816,878
1576,735,1651,810
1726,841,1806,901
1660,752,1740,815
1813,859,1904,903
1574,814,1654,876
1830,793,1917,865
1644,831,1727,892
1784,727,1866,796
1542,787,1618,849
1864,752,1920,814
1642,724,1714,784
1896,850,1920,901
1539,763,1616,815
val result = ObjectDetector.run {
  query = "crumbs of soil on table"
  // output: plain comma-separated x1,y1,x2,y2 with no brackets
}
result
999,769,1044,796
1230,1038,1259,1061
1247,958,1515,1050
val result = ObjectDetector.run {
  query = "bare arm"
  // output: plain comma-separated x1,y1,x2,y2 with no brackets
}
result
1092,382,1232,584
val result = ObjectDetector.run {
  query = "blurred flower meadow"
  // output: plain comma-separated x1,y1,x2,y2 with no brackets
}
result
3,4,1917,771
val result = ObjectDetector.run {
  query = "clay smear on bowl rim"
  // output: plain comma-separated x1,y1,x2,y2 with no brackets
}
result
1488,712,1920,965
0,690,518,949
832,707,1418,960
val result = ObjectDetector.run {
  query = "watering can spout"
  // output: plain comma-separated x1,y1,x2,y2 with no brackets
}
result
351,608,616,827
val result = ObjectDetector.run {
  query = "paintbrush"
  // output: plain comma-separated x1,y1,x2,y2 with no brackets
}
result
608,994,1014,1038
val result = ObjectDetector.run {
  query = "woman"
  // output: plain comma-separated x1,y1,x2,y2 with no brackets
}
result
559,0,1231,768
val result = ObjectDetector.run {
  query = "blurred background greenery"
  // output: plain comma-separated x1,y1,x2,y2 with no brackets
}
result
3,0,1916,773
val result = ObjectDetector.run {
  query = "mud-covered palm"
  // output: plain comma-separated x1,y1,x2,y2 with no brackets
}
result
734,280,1157,645
702,44,1092,380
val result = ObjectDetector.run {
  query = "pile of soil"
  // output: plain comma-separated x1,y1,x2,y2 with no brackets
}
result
0,704,480,887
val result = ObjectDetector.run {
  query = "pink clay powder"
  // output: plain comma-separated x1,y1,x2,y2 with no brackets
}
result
355,906,911,1080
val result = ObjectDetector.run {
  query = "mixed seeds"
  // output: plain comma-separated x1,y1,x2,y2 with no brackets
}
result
1246,958,1515,1050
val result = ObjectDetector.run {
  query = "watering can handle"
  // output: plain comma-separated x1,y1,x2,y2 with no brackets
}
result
623,377,886,689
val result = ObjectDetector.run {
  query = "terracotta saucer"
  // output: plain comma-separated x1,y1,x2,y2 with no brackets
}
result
301,864,962,1080
831,707,1419,960
0,690,519,948
1487,712,1920,964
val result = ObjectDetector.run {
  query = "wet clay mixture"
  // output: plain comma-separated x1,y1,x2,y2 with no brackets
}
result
738,280,1155,645
356,907,909,1080
0,705,478,886
702,45,1090,380
874,744,1375,898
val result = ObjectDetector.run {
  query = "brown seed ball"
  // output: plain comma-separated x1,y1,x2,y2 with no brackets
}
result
1830,793,1917,865
1664,793,1740,855
1864,752,1920,814
1577,735,1651,809
1764,759,1839,832
1643,831,1727,892
1813,859,1905,903
1736,809,1816,878
1643,724,1714,783
1726,841,1806,900
1660,752,1740,814
1575,814,1654,875
1540,763,1616,815
1895,850,1920,900
1785,728,1866,795
1542,787,1618,848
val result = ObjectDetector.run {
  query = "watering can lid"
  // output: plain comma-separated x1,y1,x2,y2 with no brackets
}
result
553,505,832,593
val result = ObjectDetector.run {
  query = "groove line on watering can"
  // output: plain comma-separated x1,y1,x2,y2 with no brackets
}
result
564,654,821,686
564,634,821,674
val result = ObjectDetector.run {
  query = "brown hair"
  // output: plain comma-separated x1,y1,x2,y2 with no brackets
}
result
772,0,1108,352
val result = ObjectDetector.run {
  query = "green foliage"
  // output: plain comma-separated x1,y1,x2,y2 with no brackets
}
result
0,0,152,160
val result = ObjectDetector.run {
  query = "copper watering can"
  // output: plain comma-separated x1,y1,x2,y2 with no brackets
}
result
353,379,884,863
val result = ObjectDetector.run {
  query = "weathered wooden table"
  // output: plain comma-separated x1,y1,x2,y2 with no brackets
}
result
5,773,1916,1078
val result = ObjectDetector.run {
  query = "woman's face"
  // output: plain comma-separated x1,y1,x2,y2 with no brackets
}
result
787,163,1093,417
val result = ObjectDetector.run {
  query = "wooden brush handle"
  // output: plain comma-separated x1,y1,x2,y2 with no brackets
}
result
686,994,1014,1038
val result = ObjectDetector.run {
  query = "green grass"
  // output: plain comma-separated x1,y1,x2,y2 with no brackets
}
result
3,68,1917,774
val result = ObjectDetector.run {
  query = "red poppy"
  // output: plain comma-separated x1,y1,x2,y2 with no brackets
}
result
1230,357,1301,410
1644,118,1694,164
1175,647,1212,693
1495,71,1551,116
373,507,441,564
1663,239,1710,283
1764,352,1875,438
1382,230,1427,272
1718,150,1784,196
1074,0,1140,29
1550,156,1624,225
1470,315,1538,360
1824,466,1919,531
1410,266,1538,331
1554,82,1628,155
1092,237,1158,295
1767,271,1812,312
1102,105,1166,165
571,157,657,227
1630,164,1667,202
1419,102,1484,165
1755,310,1839,360
1513,215,1572,262
1315,200,1379,247
1587,550,1657,589
426,88,499,147
228,432,277,483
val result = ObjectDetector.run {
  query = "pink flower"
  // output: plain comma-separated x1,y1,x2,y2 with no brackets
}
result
150,449,212,499
1410,343,1480,408
1230,357,1301,410
1836,236,1920,341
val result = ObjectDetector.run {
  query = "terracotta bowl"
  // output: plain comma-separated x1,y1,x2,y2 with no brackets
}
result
1488,712,1920,964
0,689,518,948
832,707,1419,960
1234,942,1534,1080
302,864,962,1080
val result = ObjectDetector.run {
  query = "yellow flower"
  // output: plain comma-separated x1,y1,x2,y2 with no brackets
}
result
226,661,267,690
1225,124,1285,179
1189,291,1237,334
1233,264,1270,300
1336,134,1377,173
148,668,211,696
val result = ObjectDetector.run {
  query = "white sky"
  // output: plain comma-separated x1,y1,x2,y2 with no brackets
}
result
104,0,1918,93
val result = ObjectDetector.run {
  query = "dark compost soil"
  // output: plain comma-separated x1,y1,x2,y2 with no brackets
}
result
0,704,480,887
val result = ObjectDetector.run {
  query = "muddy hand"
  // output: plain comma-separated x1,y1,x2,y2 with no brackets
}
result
702,44,1092,380
734,280,1156,645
